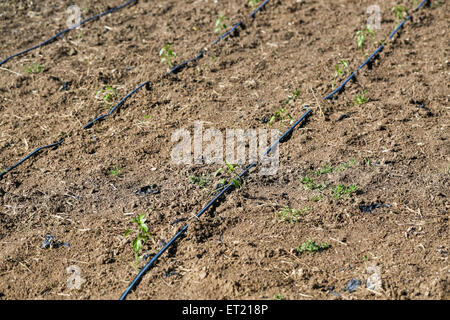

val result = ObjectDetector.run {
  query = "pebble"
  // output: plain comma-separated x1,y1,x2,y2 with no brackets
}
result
343,279,362,293
135,185,160,196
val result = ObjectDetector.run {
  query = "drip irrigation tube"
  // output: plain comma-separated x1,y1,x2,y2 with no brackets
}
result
0,0,137,67
322,0,430,100
0,0,432,298
119,108,312,300
82,81,150,129
83,0,272,129
388,16,411,40
0,139,64,180
357,44,384,71
118,0,431,299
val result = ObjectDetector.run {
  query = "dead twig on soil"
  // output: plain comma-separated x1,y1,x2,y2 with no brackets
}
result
0,67,22,76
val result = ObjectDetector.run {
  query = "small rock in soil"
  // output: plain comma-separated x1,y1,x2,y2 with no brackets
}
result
343,279,362,293
41,235,70,249
135,185,160,196
335,113,351,122
359,203,391,213
62,81,71,91
163,271,179,279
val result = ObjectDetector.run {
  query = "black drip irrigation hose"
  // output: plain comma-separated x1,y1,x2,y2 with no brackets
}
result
1,1,272,178
118,0,432,299
82,0,272,129
119,108,312,300
82,81,150,129
0,139,64,180
322,0,430,101
0,0,137,67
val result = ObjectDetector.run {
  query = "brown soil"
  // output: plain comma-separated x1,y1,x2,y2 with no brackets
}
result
0,0,448,300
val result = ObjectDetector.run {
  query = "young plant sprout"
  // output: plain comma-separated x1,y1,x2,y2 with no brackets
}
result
97,86,117,104
189,175,209,187
210,161,242,194
124,214,153,271
159,44,177,68
283,89,300,105
356,25,375,56
268,108,294,126
109,166,122,177
297,238,330,253
278,206,310,224
24,62,44,74
214,14,228,33
248,0,262,8
392,5,409,21
354,90,368,105
332,59,349,89
300,176,327,191
143,114,153,122
332,184,358,199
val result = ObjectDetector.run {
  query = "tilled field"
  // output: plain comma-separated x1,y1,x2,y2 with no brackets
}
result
0,0,448,300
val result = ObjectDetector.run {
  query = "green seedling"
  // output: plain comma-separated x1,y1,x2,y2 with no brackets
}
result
332,184,358,199
332,60,349,89
362,253,372,261
225,160,243,188
297,238,330,253
124,213,153,271
109,166,122,177
159,44,177,68
231,176,243,189
249,0,262,8
310,195,323,202
211,161,243,192
392,5,409,21
278,206,310,224
314,164,333,176
268,108,293,126
225,160,239,173
214,14,228,33
189,175,209,187
283,89,300,105
301,176,327,191
364,157,372,167
354,90,368,105
356,25,375,56
310,159,356,176
24,62,44,74
214,167,223,177
335,159,357,171
97,86,117,104
273,294,284,300
143,114,153,122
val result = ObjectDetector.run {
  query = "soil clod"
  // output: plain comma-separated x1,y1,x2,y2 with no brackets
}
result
343,279,362,293
135,185,160,196
40,235,70,249
359,203,391,213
